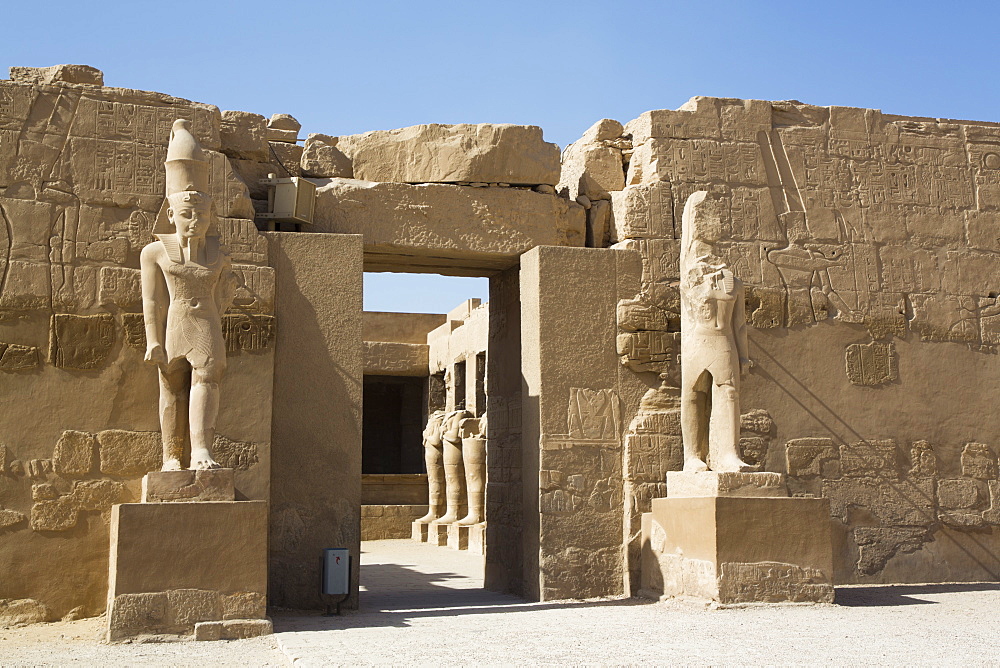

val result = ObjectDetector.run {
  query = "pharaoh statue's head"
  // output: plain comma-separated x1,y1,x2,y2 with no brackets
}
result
154,118,216,238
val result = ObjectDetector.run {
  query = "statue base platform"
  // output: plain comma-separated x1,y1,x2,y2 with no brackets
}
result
447,523,469,550
106,500,268,641
666,471,786,498
640,475,833,605
469,523,486,556
411,520,430,542
142,469,235,503
427,521,450,546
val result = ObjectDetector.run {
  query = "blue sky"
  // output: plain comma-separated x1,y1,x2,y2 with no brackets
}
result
5,0,998,313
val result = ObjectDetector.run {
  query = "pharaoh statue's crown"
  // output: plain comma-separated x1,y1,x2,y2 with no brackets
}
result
165,119,209,196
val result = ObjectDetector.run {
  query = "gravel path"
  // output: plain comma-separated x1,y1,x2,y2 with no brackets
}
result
4,539,998,666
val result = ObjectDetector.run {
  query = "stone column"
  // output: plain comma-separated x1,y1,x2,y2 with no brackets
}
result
266,232,363,610
520,245,625,601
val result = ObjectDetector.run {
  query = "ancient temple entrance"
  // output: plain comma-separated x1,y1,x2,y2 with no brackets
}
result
360,271,497,605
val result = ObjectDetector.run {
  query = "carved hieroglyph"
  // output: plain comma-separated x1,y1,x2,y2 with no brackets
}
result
140,119,237,471
679,191,752,472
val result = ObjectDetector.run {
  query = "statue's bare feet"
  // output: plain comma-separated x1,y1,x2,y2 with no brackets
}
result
161,457,183,471
435,511,459,524
190,448,221,470
683,457,709,472
713,456,753,472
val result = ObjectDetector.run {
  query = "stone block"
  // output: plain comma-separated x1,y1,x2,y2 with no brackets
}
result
220,110,269,162
447,523,470,550
0,342,39,371
610,181,674,242
337,123,560,185
166,589,221,628
361,505,428,540
141,469,236,503
312,179,585,273
9,64,103,86
48,313,115,370
469,523,486,556
641,496,834,604
558,142,625,201
221,591,266,620
363,341,428,376
301,133,352,178
665,471,787,498
53,430,96,477
412,520,429,542
98,430,161,477
0,598,50,626
194,618,272,641
428,521,450,547
961,443,997,479
0,508,26,529
269,141,303,176
107,501,267,640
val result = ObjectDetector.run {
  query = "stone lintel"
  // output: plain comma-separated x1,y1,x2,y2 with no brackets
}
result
142,469,236,503
666,471,787,498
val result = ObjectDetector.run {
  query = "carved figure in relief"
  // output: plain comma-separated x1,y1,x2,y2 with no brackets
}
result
458,414,487,525
416,410,447,524
679,191,751,472
436,409,470,524
140,120,236,471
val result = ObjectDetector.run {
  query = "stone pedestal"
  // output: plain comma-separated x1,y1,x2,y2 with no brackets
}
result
106,498,269,641
411,519,430,542
640,472,833,604
142,469,235,503
427,521,450,547
447,523,470,550
468,523,487,556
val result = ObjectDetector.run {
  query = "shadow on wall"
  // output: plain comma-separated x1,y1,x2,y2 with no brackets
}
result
750,335,1000,583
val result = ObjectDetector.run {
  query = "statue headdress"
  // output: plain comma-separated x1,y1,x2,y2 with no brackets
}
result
153,118,218,237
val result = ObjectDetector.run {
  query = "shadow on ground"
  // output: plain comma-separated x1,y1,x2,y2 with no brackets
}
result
834,582,1000,607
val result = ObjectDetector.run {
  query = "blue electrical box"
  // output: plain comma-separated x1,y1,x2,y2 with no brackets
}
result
322,548,350,596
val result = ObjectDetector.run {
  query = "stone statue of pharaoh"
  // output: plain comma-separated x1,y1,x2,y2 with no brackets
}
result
141,119,237,471
416,410,447,523
679,191,752,472
436,408,470,524
457,413,486,526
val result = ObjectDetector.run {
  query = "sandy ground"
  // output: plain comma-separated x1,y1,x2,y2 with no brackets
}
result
0,616,288,667
4,539,999,666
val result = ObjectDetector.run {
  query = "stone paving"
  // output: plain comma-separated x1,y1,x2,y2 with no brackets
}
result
273,540,1000,666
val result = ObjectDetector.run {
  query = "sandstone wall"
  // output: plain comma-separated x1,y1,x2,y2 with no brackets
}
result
579,97,1000,585
0,71,274,623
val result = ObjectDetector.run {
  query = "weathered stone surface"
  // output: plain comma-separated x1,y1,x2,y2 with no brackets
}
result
558,119,626,203
220,111,268,162
222,314,275,353
854,527,932,575
0,598,51,626
0,508,26,529
909,441,938,477
166,589,221,628
786,438,839,477
301,133,352,178
98,266,141,308
141,469,236,503
220,591,266,620
840,440,899,479
97,430,161,477
845,340,898,386
232,264,276,315
363,341,428,376
610,181,674,242
212,436,259,471
48,313,115,370
53,430,96,476
666,471,787,498
938,478,982,509
29,479,128,531
108,592,167,637
312,179,584,273
9,64,103,86
268,113,301,132
337,123,560,185
268,141,303,176
823,477,936,526
961,443,997,479
194,618,272,640
0,342,39,371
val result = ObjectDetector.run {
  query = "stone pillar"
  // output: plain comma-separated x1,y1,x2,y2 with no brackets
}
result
266,232,363,610
640,471,834,604
520,246,625,601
